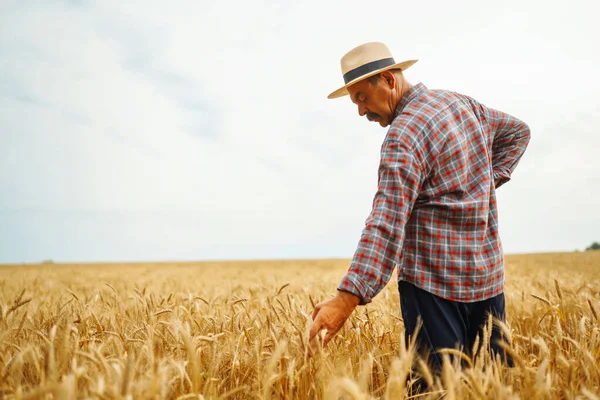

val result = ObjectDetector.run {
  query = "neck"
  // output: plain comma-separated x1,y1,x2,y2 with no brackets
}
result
394,76,413,109
386,74,413,121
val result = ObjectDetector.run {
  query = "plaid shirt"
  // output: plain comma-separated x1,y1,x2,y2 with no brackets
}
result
338,83,530,304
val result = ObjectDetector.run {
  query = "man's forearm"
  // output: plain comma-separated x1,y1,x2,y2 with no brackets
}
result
489,109,531,187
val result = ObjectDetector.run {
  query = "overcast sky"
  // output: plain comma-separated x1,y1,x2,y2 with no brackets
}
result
1,0,598,263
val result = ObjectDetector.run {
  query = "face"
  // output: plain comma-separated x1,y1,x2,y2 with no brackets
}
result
347,72,397,127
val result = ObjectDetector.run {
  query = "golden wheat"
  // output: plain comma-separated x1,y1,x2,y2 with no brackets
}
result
0,252,599,399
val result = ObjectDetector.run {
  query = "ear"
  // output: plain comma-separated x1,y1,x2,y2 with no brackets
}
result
381,70,396,88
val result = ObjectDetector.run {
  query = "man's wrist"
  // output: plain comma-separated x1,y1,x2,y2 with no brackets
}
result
337,290,361,308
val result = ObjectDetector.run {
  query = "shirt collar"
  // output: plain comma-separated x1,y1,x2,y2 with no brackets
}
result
394,82,428,118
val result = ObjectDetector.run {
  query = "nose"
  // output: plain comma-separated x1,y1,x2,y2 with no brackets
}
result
357,103,367,117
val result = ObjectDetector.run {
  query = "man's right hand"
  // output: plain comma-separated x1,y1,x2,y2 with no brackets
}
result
308,291,360,354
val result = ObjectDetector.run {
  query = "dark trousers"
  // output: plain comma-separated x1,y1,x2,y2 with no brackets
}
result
399,281,513,385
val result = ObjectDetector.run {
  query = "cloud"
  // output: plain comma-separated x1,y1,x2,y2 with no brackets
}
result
0,0,599,262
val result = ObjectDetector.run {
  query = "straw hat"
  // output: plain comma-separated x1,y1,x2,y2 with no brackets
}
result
327,42,417,99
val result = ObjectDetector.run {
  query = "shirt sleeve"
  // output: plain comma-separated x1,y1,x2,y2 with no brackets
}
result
337,137,423,305
484,107,531,188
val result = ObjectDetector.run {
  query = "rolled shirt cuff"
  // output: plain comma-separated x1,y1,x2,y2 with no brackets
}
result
337,271,372,305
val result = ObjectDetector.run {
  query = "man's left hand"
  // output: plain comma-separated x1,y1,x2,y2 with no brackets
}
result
308,291,359,354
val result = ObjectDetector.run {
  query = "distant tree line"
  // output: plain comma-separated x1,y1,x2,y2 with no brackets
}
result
586,242,600,251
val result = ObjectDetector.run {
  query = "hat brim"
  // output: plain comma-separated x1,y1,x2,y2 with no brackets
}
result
327,59,418,99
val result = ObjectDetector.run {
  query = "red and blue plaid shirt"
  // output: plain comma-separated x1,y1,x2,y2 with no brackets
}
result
338,83,531,304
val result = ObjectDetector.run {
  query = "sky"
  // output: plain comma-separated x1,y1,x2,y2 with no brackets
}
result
1,0,598,263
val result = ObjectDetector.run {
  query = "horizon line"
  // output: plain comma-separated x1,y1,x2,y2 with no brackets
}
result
0,249,594,267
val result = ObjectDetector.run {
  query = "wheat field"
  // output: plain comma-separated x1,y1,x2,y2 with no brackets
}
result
0,252,599,399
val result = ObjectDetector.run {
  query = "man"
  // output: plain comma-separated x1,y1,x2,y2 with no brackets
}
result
308,42,530,379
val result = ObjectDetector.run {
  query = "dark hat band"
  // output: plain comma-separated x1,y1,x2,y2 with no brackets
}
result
343,57,396,84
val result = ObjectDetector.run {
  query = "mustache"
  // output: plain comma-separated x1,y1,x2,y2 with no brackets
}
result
366,112,380,121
